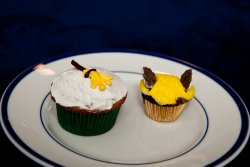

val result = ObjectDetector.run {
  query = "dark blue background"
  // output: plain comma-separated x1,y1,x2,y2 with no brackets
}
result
0,0,249,166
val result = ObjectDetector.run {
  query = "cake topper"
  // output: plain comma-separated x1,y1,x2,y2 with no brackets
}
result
71,60,112,91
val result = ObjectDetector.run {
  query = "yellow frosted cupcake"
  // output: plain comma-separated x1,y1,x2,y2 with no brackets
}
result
139,67,195,122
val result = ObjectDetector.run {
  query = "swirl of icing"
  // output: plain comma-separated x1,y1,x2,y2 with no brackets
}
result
51,68,127,110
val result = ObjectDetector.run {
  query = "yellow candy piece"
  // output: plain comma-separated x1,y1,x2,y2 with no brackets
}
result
83,68,113,91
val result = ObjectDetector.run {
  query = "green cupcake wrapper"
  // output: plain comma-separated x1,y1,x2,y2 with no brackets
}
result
56,104,121,136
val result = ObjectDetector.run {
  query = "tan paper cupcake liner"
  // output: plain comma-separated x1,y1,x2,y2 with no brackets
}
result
143,99,188,122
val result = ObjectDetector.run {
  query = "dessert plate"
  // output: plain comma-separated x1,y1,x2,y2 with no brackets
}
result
0,51,249,167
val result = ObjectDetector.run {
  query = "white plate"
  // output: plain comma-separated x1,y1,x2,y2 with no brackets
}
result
0,51,249,167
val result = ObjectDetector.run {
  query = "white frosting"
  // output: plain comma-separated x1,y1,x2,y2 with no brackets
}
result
51,68,127,110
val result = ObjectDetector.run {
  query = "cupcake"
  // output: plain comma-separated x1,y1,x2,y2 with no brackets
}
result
50,60,127,136
139,67,195,122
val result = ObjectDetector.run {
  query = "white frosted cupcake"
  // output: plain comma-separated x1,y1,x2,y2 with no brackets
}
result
51,60,127,136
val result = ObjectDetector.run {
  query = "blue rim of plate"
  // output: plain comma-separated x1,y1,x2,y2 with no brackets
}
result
0,49,249,166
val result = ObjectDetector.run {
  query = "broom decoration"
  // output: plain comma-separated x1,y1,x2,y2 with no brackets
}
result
71,60,112,91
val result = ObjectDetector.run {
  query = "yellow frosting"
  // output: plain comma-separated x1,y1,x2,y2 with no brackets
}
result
140,73,195,105
83,69,113,91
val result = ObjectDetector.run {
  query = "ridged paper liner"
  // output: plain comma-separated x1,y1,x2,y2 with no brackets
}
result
143,98,188,122
56,104,121,136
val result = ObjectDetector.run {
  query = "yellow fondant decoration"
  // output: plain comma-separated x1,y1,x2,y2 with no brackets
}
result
83,69,112,91
140,73,195,105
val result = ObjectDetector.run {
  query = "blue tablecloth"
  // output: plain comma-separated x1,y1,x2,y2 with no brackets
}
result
0,0,249,166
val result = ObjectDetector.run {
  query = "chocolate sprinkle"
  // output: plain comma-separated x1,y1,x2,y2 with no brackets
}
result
176,97,189,104
84,68,97,78
71,60,85,71
180,69,192,90
143,67,156,88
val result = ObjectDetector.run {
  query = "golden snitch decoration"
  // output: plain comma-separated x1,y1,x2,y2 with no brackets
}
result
71,60,112,91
